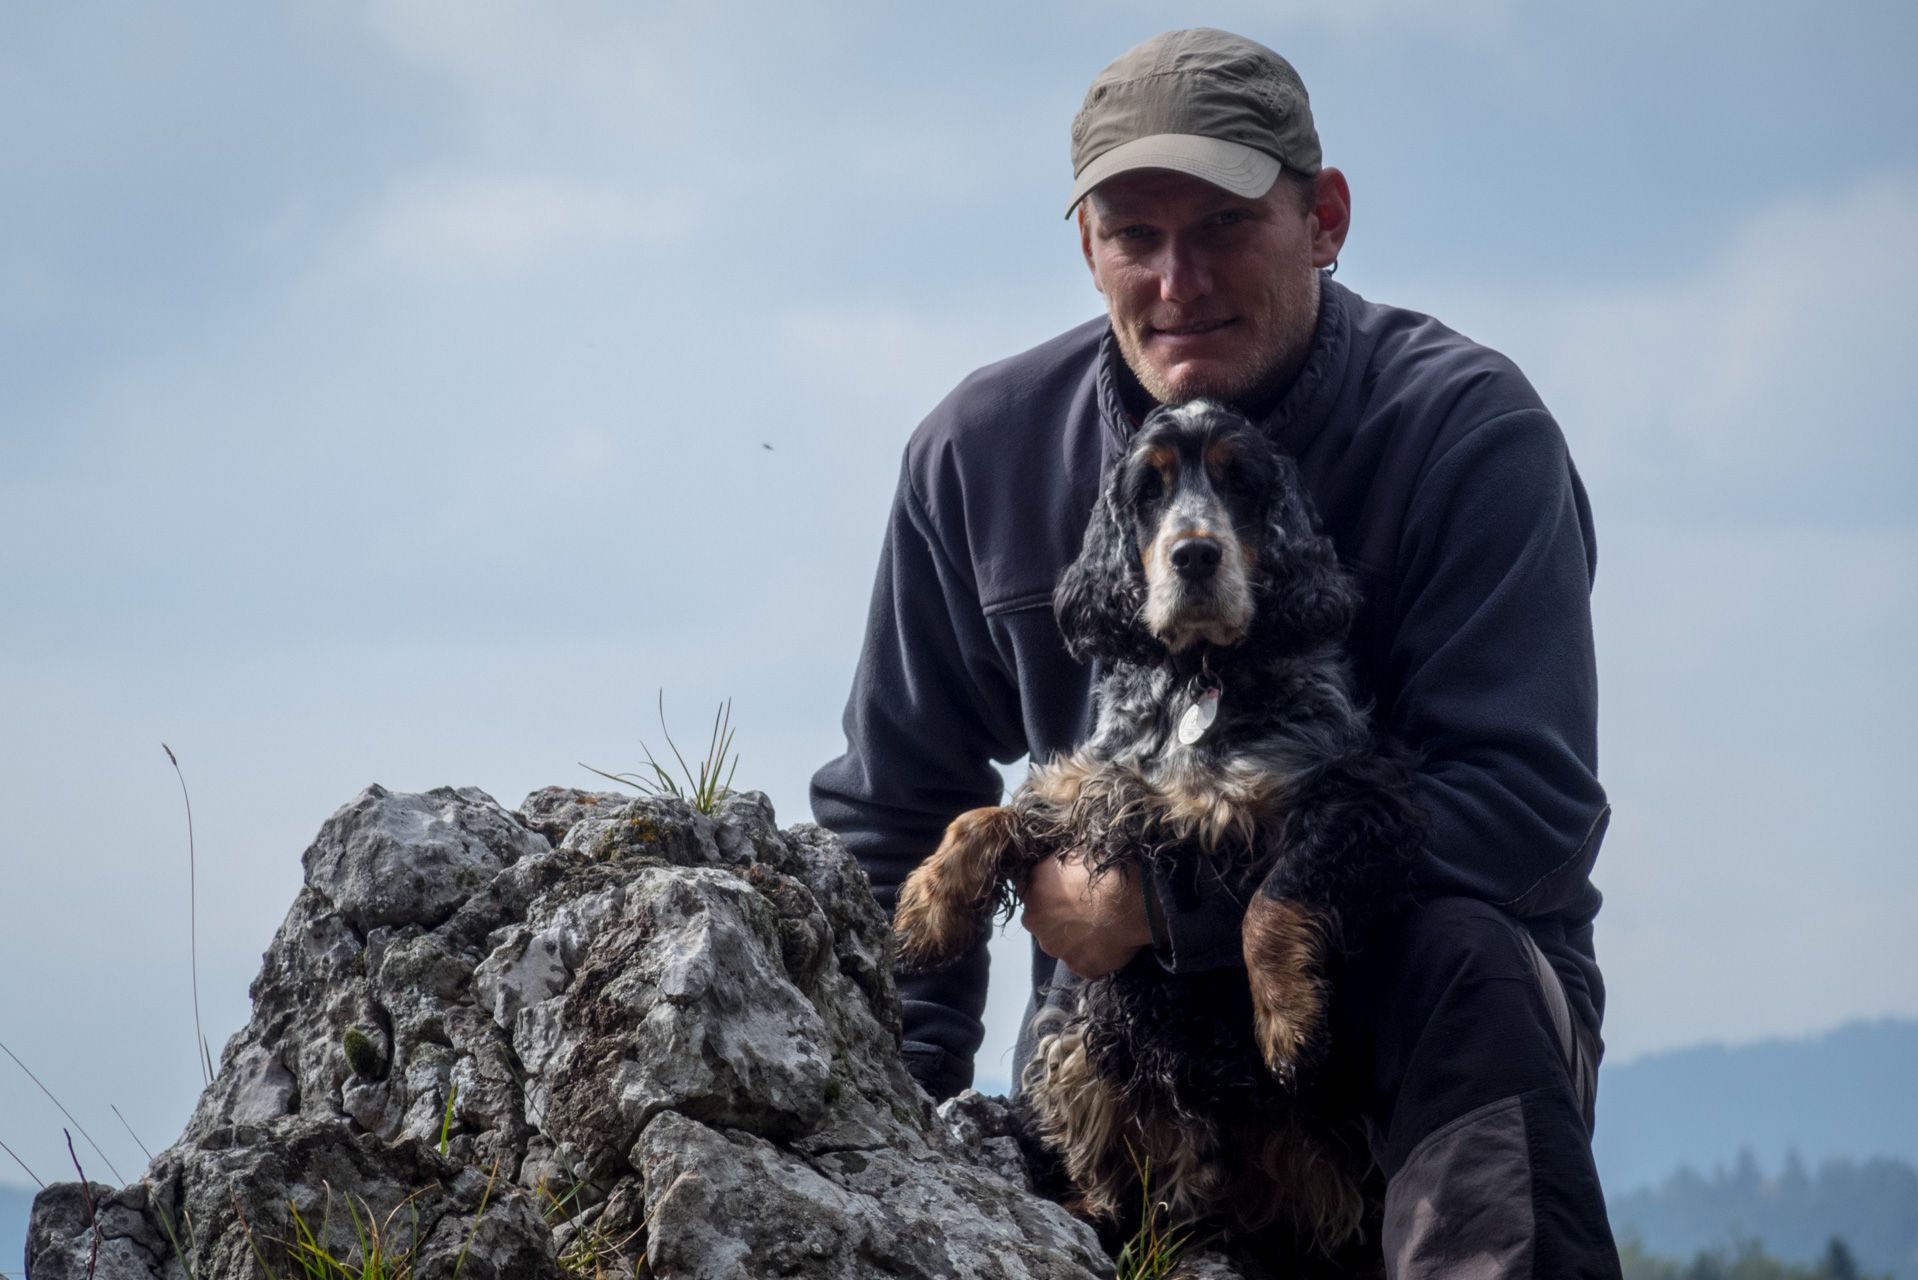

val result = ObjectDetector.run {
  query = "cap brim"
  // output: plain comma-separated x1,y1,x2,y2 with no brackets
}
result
1065,134,1283,217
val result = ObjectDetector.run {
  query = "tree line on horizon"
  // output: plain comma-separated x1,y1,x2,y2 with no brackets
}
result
1611,1153,1918,1280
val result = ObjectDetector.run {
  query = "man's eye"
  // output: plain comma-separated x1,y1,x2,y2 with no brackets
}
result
1212,210,1247,229
1119,224,1154,241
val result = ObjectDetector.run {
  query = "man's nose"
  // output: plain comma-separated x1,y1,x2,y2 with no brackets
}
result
1158,242,1212,304
1169,535,1222,580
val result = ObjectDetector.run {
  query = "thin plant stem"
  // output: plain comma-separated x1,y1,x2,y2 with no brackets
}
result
659,690,699,800
234,1189,282,1278
0,1137,43,1188
153,1199,200,1280
64,1131,101,1280
111,1105,154,1164
164,744,213,1086
1,1040,122,1183
451,1156,501,1279
1116,1148,1189,1280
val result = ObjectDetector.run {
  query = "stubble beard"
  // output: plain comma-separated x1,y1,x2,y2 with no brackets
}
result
1114,249,1322,409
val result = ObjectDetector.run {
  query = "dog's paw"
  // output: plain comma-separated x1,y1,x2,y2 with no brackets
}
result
894,873,983,971
893,806,1019,971
1242,894,1331,1082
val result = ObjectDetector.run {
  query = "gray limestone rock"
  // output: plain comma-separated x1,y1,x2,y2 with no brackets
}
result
28,783,1111,1280
515,786,631,844
938,1089,1038,1191
1168,1252,1253,1279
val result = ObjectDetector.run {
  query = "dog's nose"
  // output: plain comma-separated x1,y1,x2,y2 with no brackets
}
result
1169,535,1222,581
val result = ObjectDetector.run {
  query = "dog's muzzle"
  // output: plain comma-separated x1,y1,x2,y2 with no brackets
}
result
1169,535,1222,581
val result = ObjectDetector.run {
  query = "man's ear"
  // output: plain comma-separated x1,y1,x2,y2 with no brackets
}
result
1309,168,1351,270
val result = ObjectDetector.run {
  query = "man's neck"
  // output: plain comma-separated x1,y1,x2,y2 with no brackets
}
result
1112,344,1307,425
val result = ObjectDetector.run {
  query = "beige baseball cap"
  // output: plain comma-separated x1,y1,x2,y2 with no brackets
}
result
1066,28,1322,217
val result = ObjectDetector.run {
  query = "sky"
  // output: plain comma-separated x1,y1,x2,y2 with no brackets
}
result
1,0,1914,1200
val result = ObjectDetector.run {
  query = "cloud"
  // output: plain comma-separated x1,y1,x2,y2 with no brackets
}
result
353,0,848,158
1065,0,1517,33
358,0,678,110
775,302,1084,429
1436,173,1918,526
359,172,696,278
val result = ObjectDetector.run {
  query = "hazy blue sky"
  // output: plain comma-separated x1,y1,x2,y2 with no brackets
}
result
2,0,1913,1197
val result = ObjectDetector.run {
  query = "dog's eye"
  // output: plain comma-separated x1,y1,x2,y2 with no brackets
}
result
1136,470,1164,504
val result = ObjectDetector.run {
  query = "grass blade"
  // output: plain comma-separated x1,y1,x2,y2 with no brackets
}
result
0,1137,43,1189
584,694,741,816
110,1104,154,1164
163,744,212,1090
1,1040,122,1183
153,1199,200,1280
451,1157,501,1279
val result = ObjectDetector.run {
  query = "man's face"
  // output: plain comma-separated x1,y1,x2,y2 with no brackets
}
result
1080,167,1346,407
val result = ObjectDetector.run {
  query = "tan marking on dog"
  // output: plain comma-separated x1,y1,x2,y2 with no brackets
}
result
1022,1018,1223,1225
1202,436,1243,475
1237,1118,1367,1254
1243,894,1331,1077
1025,1011,1363,1246
1152,757,1288,853
1026,752,1291,858
1025,751,1101,810
893,805,1018,970
1143,445,1178,484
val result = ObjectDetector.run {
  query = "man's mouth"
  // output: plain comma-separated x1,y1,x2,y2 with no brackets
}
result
1149,318,1237,341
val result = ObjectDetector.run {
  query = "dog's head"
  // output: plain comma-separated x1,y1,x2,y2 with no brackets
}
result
1054,399,1357,664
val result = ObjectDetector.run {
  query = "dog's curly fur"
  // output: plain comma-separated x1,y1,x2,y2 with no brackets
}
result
894,400,1427,1264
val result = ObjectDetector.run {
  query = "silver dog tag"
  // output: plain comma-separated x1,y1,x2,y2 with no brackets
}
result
1177,687,1221,745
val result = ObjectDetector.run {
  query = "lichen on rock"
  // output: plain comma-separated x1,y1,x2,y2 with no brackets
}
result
25,783,1112,1280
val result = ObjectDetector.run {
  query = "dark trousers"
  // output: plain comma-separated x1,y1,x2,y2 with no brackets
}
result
1013,896,1621,1279
1322,896,1621,1279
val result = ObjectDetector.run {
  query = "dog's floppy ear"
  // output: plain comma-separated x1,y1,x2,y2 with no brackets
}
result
1054,481,1155,665
1253,458,1361,651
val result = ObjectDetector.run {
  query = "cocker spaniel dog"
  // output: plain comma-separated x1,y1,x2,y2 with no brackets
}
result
894,400,1426,1264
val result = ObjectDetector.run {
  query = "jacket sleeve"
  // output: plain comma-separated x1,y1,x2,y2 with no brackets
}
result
1390,407,1608,914
1153,406,1608,971
810,459,1029,1099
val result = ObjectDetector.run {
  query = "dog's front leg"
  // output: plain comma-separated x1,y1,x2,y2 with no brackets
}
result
1242,884,1334,1084
893,805,1024,972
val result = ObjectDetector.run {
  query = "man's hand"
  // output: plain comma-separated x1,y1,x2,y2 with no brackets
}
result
1019,851,1163,979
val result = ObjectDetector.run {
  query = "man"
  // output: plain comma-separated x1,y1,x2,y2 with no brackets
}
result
813,27,1619,1279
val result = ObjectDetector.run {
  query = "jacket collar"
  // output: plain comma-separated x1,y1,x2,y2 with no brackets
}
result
1094,272,1352,458
1264,275,1351,457
1094,328,1137,453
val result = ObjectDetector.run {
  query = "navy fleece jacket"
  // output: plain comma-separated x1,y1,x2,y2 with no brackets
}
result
810,278,1611,1100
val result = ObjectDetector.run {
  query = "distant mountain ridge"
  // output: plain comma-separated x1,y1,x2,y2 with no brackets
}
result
2,1183,28,1279
1596,1018,1918,1194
